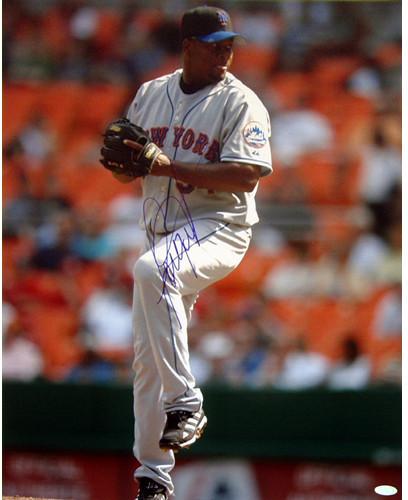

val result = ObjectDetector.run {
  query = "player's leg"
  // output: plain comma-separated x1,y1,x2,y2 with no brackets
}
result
132,284,175,496
133,220,251,410
133,250,201,414
182,293,198,325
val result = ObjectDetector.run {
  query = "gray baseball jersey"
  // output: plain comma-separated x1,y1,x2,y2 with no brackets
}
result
127,68,272,233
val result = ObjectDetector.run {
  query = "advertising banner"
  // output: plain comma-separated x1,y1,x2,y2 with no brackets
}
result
2,451,402,500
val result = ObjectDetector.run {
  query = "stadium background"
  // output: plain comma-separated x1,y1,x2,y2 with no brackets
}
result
2,0,402,499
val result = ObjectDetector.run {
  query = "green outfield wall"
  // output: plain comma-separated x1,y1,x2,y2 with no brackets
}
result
2,381,401,463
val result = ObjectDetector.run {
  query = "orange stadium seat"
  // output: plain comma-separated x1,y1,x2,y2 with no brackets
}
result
22,303,83,379
214,246,285,295
58,130,99,166
336,154,362,205
2,83,42,144
266,72,311,109
2,237,34,289
215,289,251,317
74,261,108,303
294,150,363,205
38,82,84,141
269,297,363,360
292,151,338,204
2,159,23,203
94,10,123,49
369,337,402,379
59,162,136,209
75,84,130,133
27,303,80,339
303,298,359,360
374,42,402,69
40,5,71,54
268,297,308,333
22,161,50,197
141,55,181,84
311,89,374,115
309,91,374,148
232,44,277,78
131,8,166,33
7,270,73,307
256,158,286,200
311,55,362,88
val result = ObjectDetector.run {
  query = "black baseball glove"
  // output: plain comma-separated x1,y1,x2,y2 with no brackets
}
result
100,118,162,178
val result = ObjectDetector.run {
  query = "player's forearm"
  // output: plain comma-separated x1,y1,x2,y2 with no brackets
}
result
151,156,261,192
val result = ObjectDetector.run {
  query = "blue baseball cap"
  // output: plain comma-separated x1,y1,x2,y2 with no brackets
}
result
181,6,241,43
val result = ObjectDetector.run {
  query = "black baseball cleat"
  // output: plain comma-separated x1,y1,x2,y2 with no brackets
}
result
159,408,207,451
136,477,168,500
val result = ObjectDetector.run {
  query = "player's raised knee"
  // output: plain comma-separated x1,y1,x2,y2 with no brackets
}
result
133,254,158,283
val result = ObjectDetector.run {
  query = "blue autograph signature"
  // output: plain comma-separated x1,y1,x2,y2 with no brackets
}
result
143,195,200,326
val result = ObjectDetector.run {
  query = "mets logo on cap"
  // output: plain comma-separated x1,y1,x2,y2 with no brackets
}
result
217,10,230,26
243,121,268,148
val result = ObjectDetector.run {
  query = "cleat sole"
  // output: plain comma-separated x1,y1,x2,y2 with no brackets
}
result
159,415,207,452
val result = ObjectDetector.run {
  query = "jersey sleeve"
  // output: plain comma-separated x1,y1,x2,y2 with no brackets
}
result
220,91,272,176
126,83,149,122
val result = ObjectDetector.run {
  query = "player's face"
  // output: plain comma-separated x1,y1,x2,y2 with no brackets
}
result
184,38,234,86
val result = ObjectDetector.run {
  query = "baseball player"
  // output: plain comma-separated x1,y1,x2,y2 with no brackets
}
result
100,6,272,499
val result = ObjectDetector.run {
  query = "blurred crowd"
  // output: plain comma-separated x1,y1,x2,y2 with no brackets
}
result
3,0,402,389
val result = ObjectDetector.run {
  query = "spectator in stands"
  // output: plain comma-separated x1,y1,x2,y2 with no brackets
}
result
17,114,58,167
277,3,357,72
79,263,133,359
374,357,401,386
347,54,382,102
2,303,44,381
273,335,330,389
72,207,116,262
2,301,17,334
308,229,380,299
7,31,57,81
121,29,166,82
2,1,402,389
58,39,91,81
30,211,77,271
32,174,73,247
106,194,145,253
250,334,283,387
234,5,282,47
372,282,401,337
4,168,71,243
345,210,390,295
3,178,43,238
269,95,334,167
226,319,271,387
69,3,99,42
345,208,389,285
326,335,371,389
375,221,401,286
64,347,117,383
358,121,401,209
262,240,315,298
369,281,401,386
195,330,235,386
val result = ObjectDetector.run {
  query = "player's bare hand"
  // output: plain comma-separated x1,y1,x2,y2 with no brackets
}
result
124,139,171,174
